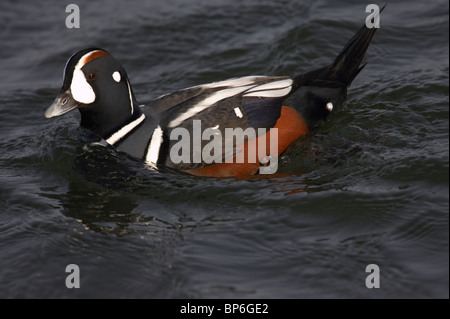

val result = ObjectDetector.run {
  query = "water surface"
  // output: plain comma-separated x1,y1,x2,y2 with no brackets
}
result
0,0,448,298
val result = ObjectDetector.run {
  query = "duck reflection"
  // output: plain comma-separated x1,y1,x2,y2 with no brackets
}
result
59,143,177,235
55,132,362,234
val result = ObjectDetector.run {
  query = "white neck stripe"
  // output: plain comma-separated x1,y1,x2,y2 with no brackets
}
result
105,113,146,145
126,79,134,114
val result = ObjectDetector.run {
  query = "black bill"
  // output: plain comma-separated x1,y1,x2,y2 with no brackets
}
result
45,90,79,118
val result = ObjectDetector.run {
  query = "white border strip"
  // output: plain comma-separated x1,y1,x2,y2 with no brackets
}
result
145,125,163,166
105,113,146,145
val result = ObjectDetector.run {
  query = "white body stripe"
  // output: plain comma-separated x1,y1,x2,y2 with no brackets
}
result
167,85,254,127
165,77,293,127
145,126,163,166
244,86,292,98
234,107,244,118
246,79,292,92
199,76,265,89
154,76,264,100
244,79,293,98
105,113,146,145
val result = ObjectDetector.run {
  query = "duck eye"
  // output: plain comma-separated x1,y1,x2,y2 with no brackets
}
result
87,72,97,81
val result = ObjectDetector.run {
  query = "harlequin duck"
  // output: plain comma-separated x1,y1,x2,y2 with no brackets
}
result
45,20,380,177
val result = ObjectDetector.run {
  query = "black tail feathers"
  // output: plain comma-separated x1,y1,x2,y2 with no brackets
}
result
296,5,384,88
291,6,384,129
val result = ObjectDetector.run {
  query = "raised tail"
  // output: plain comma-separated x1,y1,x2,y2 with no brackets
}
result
327,15,381,86
290,6,384,129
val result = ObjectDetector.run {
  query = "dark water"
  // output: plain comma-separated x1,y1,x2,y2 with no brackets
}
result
0,0,448,299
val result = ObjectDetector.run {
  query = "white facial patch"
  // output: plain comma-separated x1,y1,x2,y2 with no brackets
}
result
70,59,96,104
326,102,333,111
112,71,121,82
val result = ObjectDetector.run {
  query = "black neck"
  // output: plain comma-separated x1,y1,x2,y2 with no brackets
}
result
79,103,142,139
